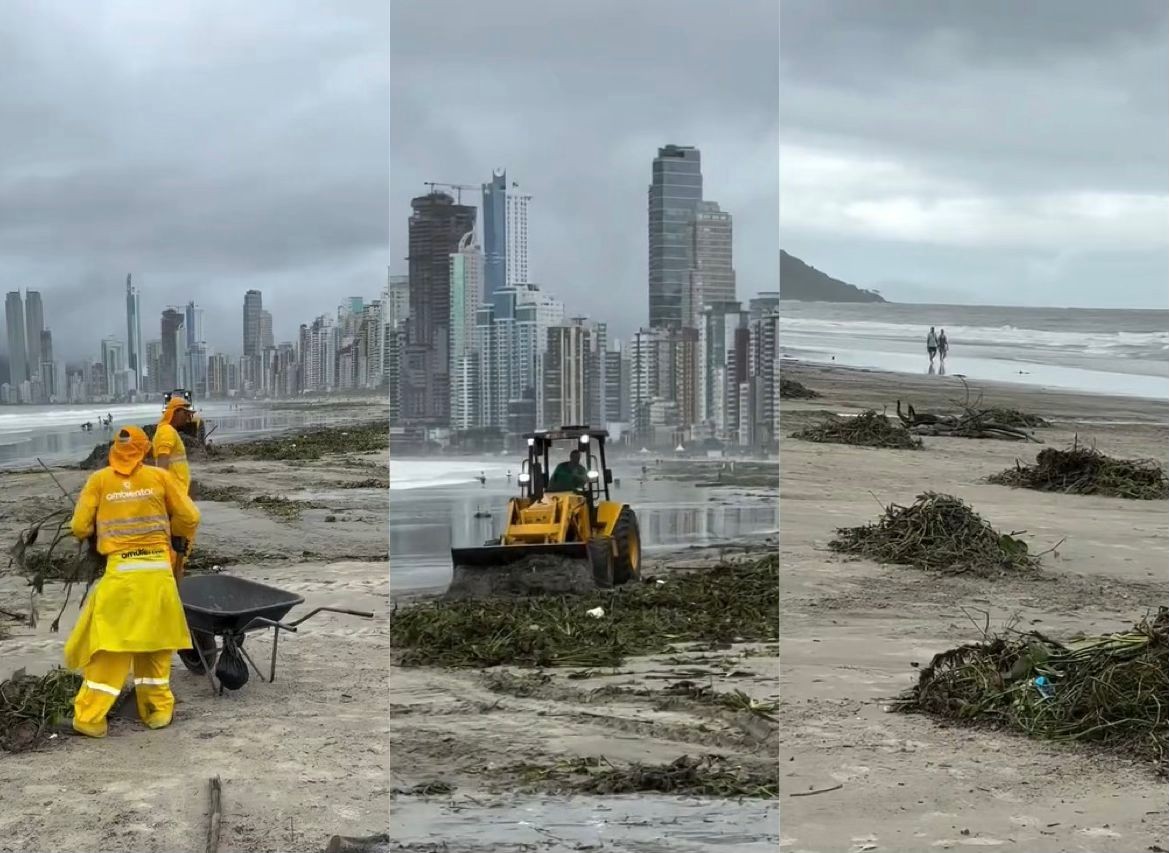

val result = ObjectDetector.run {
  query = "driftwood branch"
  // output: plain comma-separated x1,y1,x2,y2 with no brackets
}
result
206,776,222,853
896,398,1041,443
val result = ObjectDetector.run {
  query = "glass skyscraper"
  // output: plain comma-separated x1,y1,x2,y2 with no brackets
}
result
482,168,507,302
648,145,703,329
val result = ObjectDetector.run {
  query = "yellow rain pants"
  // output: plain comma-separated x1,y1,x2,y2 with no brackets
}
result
72,650,174,737
64,547,192,737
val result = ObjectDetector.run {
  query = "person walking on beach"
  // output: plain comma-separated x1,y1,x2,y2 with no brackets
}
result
926,327,939,365
938,329,949,362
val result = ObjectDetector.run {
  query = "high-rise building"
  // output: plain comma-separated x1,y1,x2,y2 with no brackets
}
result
648,145,703,330
126,274,143,391
243,290,263,357
403,191,476,427
686,201,735,326
184,302,205,349
543,320,593,429
449,230,483,430
482,169,507,301
101,337,125,398
40,330,55,400
385,273,410,329
260,309,274,350
4,292,28,386
145,340,162,394
160,309,185,389
506,187,531,287
698,301,747,431
24,291,44,381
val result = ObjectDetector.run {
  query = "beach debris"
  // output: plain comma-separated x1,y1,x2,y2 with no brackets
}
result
510,753,777,798
78,421,208,470
206,776,223,853
250,495,321,522
830,492,1042,576
893,609,1168,775
324,835,392,853
212,422,387,462
988,439,1168,500
792,410,923,450
393,554,778,668
895,399,1042,442
390,781,454,797
780,378,820,399
586,606,605,618
1,667,81,752
661,680,778,721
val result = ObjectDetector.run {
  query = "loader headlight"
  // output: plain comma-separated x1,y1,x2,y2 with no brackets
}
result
518,472,531,485
587,470,599,481
527,437,535,447
579,435,589,446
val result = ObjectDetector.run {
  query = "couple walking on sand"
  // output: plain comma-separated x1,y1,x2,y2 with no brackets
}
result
927,326,949,365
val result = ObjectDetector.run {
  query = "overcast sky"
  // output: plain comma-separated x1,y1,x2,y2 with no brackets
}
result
1,0,388,365
390,0,780,343
780,0,1169,308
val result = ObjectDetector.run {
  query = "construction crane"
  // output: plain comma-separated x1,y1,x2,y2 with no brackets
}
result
424,181,476,204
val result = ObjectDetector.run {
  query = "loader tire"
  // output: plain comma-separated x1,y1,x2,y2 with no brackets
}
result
612,507,641,585
588,537,614,589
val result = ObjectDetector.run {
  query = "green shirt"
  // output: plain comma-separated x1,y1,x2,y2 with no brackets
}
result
548,462,587,492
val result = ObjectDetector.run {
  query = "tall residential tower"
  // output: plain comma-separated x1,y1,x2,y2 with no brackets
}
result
648,145,703,330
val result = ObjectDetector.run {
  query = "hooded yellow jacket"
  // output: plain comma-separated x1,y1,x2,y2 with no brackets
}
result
152,422,190,494
64,464,200,670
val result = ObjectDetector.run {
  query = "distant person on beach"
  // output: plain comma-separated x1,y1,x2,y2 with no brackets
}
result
938,329,949,362
926,327,939,364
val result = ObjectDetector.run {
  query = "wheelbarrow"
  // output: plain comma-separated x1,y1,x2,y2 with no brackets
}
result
178,574,374,695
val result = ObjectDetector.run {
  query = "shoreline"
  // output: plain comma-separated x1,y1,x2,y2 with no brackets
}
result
781,355,1169,406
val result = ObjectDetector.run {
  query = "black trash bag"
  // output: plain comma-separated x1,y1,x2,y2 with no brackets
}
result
216,635,250,690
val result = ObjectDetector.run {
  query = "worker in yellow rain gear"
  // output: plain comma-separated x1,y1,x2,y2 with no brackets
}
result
64,425,201,738
152,394,197,581
152,395,195,494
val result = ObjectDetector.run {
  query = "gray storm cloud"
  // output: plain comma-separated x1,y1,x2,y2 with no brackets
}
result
389,0,780,343
780,0,1168,307
1,0,389,362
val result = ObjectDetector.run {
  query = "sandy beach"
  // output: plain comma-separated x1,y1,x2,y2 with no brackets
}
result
388,459,780,852
0,418,390,853
779,361,1168,853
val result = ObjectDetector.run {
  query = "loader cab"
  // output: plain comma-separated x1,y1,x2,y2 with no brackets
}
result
517,426,614,507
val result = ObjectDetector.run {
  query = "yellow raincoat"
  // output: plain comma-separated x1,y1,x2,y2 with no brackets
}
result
65,426,200,736
152,397,193,495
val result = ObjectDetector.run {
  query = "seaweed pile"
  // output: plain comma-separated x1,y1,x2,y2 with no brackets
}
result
829,492,1040,576
1,668,81,752
894,609,1168,774
989,441,1169,500
214,422,387,462
78,423,207,470
792,410,923,450
779,379,820,400
393,554,778,668
512,754,777,798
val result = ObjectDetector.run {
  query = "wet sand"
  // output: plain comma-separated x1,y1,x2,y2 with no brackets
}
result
0,434,390,852
388,464,780,851
779,361,1168,853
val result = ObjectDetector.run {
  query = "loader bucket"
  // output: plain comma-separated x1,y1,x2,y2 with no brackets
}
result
447,542,612,599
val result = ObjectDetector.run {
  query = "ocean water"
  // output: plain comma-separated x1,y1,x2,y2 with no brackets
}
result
0,401,372,469
780,302,1169,400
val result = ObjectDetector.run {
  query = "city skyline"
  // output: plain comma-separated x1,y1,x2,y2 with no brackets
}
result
389,1,778,343
2,1,389,360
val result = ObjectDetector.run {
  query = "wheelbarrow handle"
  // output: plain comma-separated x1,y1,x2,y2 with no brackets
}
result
241,615,299,634
286,606,375,628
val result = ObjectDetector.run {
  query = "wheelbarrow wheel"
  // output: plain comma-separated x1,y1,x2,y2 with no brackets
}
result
178,630,218,674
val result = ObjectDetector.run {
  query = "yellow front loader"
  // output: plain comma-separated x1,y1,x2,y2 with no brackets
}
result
448,427,641,598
